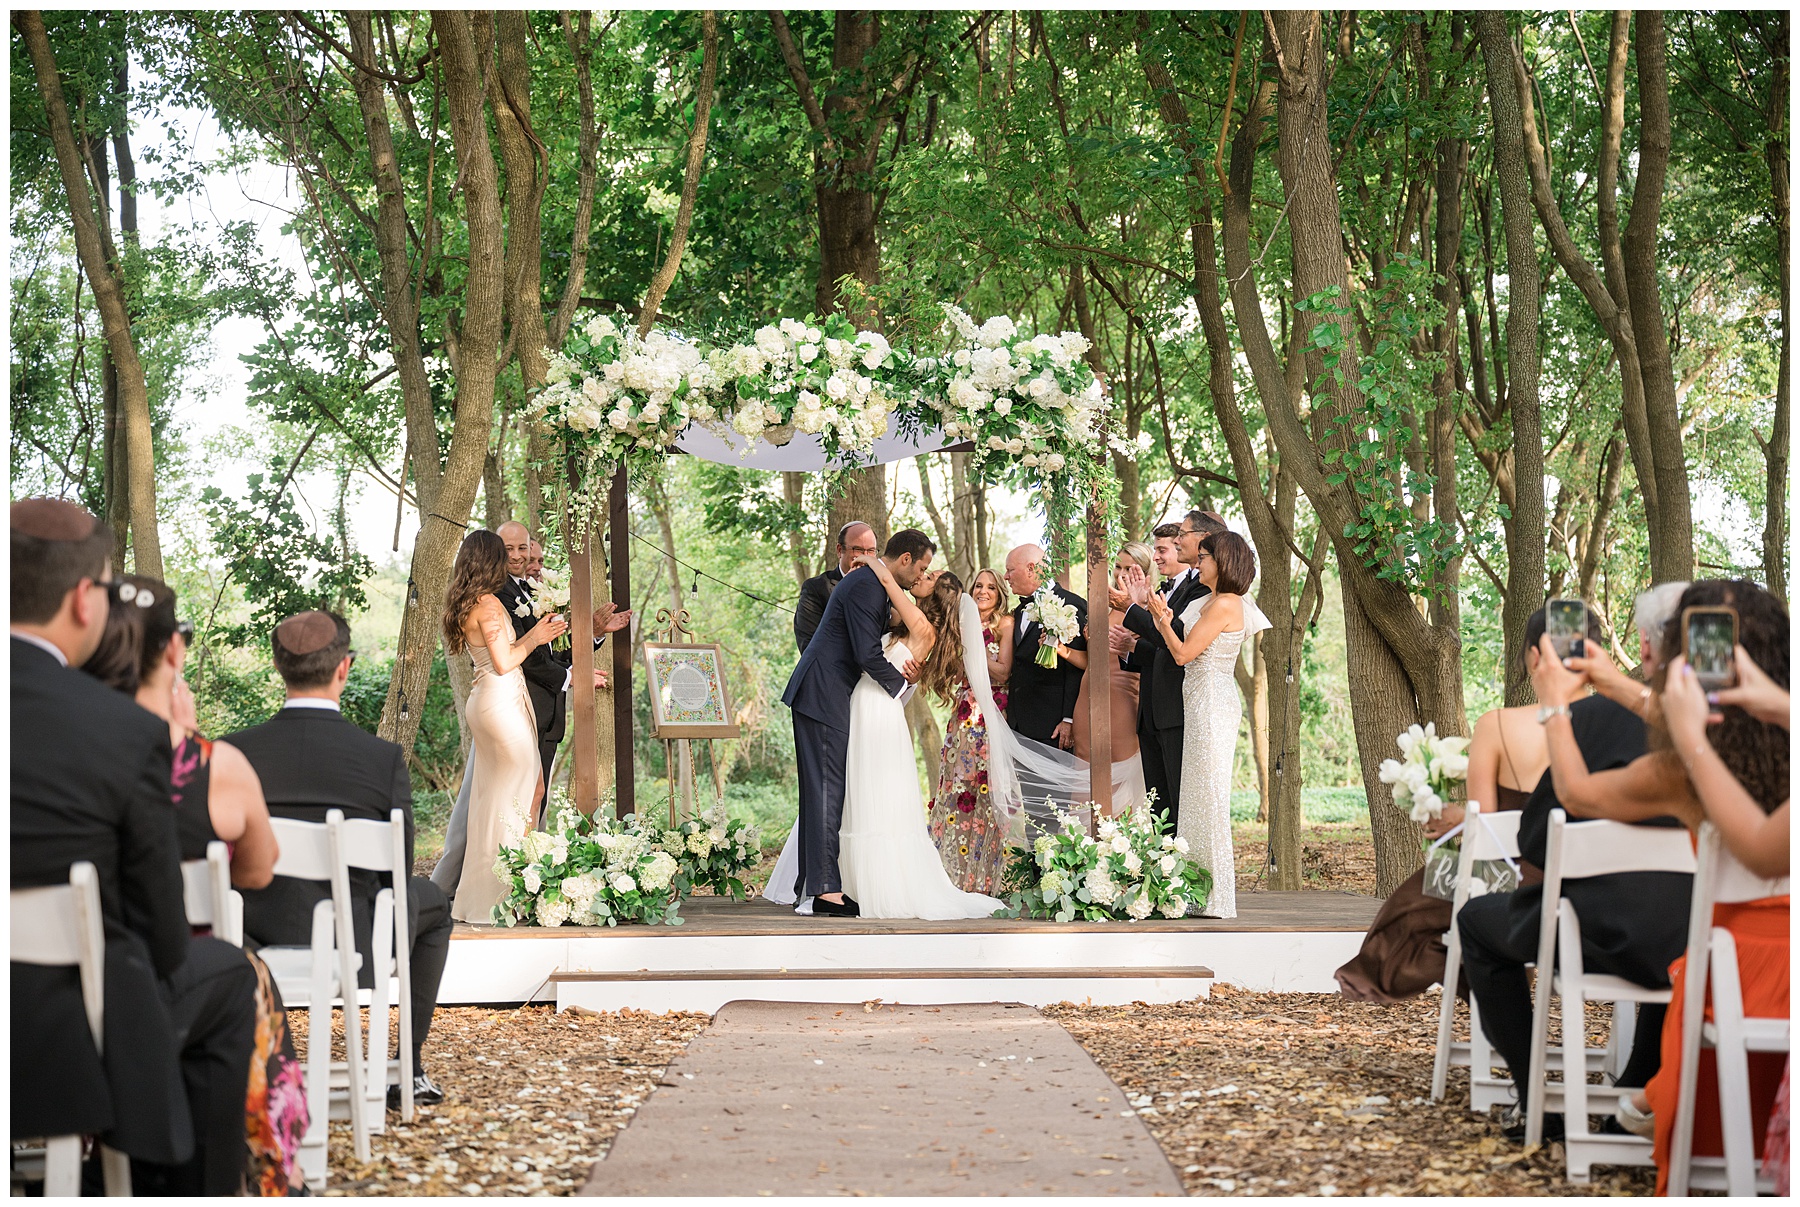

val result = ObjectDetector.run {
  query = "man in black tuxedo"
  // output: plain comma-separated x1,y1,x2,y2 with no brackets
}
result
794,520,878,653
11,499,260,1193
1002,543,1088,748
782,529,927,915
432,523,631,895
228,610,454,1108
1108,512,1227,826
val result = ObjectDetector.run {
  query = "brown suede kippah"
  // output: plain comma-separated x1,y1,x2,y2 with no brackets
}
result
275,611,337,655
11,498,98,541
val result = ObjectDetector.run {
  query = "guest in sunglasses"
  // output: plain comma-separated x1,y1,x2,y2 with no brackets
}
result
83,575,279,891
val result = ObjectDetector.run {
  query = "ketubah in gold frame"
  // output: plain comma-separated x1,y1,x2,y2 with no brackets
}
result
642,642,739,739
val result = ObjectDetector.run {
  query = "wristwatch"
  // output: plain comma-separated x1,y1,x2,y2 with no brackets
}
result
1536,703,1572,725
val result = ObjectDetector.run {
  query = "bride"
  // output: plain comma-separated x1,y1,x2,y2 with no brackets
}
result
770,556,1005,920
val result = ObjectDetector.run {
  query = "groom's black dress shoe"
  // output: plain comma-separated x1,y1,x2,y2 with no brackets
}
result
813,895,861,917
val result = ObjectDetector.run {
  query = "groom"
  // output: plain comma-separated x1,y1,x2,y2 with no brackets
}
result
781,528,932,917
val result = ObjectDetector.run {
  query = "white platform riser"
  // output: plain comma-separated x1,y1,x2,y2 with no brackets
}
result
438,929,1363,1004
555,975,1211,1014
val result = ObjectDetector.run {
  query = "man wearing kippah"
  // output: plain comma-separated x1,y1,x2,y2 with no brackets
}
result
227,610,454,1109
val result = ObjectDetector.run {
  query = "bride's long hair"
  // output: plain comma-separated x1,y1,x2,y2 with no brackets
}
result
915,571,965,704
443,529,509,655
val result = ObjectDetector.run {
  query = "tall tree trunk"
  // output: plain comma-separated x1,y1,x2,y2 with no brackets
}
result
782,471,810,588
1220,13,1465,893
1479,11,1546,705
483,446,506,531
1764,59,1790,600
1619,12,1694,580
376,11,510,755
16,10,161,576
950,451,978,580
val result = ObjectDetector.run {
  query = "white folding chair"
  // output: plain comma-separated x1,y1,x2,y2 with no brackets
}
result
1432,809,1529,1109
257,812,369,1188
1525,810,1696,1181
1667,823,1789,1195
333,809,415,1130
180,841,240,946
10,862,131,1196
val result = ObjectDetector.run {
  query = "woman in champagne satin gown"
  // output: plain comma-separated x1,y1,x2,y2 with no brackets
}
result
442,530,566,923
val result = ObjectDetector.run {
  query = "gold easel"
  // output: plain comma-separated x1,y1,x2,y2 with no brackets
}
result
648,607,731,828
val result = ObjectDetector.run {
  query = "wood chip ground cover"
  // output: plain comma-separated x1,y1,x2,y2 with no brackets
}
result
1050,988,1655,1197
297,989,1652,1197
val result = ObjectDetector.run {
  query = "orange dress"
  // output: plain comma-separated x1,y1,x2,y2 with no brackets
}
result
1647,894,1790,1194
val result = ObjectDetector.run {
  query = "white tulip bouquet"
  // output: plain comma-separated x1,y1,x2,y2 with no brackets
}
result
1022,586,1081,668
1377,722,1471,824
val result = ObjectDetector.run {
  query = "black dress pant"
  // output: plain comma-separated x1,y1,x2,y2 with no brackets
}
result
353,878,452,1065
131,937,260,1195
792,713,850,898
1138,719,1184,829
1458,884,1680,1116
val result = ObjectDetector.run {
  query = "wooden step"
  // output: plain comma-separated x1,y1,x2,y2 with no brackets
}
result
550,965,1213,983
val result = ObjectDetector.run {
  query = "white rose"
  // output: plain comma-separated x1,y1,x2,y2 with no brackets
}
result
993,396,1013,416
1172,836,1190,856
1005,438,1025,455
612,873,637,894
797,343,820,364
1159,854,1177,876
1045,453,1066,471
824,375,849,400
1123,850,1143,875
1110,834,1130,855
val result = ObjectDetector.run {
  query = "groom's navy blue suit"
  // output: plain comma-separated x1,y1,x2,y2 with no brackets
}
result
781,566,906,897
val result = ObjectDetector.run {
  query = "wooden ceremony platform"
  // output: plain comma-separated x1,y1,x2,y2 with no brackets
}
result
437,891,1378,1012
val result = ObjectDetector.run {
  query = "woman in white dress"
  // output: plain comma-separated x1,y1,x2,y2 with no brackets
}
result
1147,531,1267,919
441,530,566,922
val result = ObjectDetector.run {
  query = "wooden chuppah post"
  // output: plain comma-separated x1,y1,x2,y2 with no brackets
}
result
565,460,600,814
608,466,634,818
1084,495,1113,831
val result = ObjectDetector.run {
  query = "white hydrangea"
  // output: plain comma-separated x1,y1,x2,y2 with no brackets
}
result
1084,866,1118,905
1126,892,1155,920
534,895,571,927
976,315,1017,347
1160,898,1187,919
640,851,678,893
686,830,713,859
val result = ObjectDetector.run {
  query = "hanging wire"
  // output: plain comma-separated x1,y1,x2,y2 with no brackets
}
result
627,530,801,616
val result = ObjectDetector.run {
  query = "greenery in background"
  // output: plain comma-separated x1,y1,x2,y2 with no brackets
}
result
11,11,1785,878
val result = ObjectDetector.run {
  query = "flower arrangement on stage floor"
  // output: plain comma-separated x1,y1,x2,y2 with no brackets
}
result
1021,585,1081,668
1000,800,1211,922
654,803,761,901
492,796,684,927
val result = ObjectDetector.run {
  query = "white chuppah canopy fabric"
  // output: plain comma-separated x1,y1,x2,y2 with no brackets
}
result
674,421,956,471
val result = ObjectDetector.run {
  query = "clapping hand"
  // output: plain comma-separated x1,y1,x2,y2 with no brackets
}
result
1121,563,1152,608
1146,590,1172,624
1107,585,1131,611
593,601,633,635
593,667,610,691
531,612,569,646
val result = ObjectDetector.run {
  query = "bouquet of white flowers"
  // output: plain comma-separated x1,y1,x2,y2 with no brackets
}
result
1377,722,1471,824
1000,799,1210,922
652,803,761,901
1023,586,1080,668
706,313,905,463
537,314,716,483
492,794,685,927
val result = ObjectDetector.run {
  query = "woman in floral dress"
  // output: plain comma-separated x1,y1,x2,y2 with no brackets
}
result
928,569,1014,894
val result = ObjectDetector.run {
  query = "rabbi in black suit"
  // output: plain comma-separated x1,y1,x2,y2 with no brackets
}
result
227,610,453,1108
793,520,878,653
1001,543,1088,748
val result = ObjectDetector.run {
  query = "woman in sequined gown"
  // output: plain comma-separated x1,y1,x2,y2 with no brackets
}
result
1148,532,1265,919
927,569,1014,894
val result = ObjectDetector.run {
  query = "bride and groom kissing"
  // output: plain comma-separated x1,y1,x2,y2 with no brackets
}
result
775,528,1007,920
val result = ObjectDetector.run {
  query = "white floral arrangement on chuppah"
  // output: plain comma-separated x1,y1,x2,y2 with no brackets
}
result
922,304,1107,484
704,312,905,462
537,313,719,485
492,795,685,927
1000,800,1211,922
1022,585,1081,668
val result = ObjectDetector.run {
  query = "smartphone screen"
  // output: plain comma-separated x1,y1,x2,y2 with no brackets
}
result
1685,610,1738,691
1546,598,1587,660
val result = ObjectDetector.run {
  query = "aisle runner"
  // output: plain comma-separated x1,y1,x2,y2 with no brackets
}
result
585,999,1184,1196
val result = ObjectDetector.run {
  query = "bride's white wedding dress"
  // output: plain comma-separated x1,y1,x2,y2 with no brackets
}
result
768,634,1005,920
